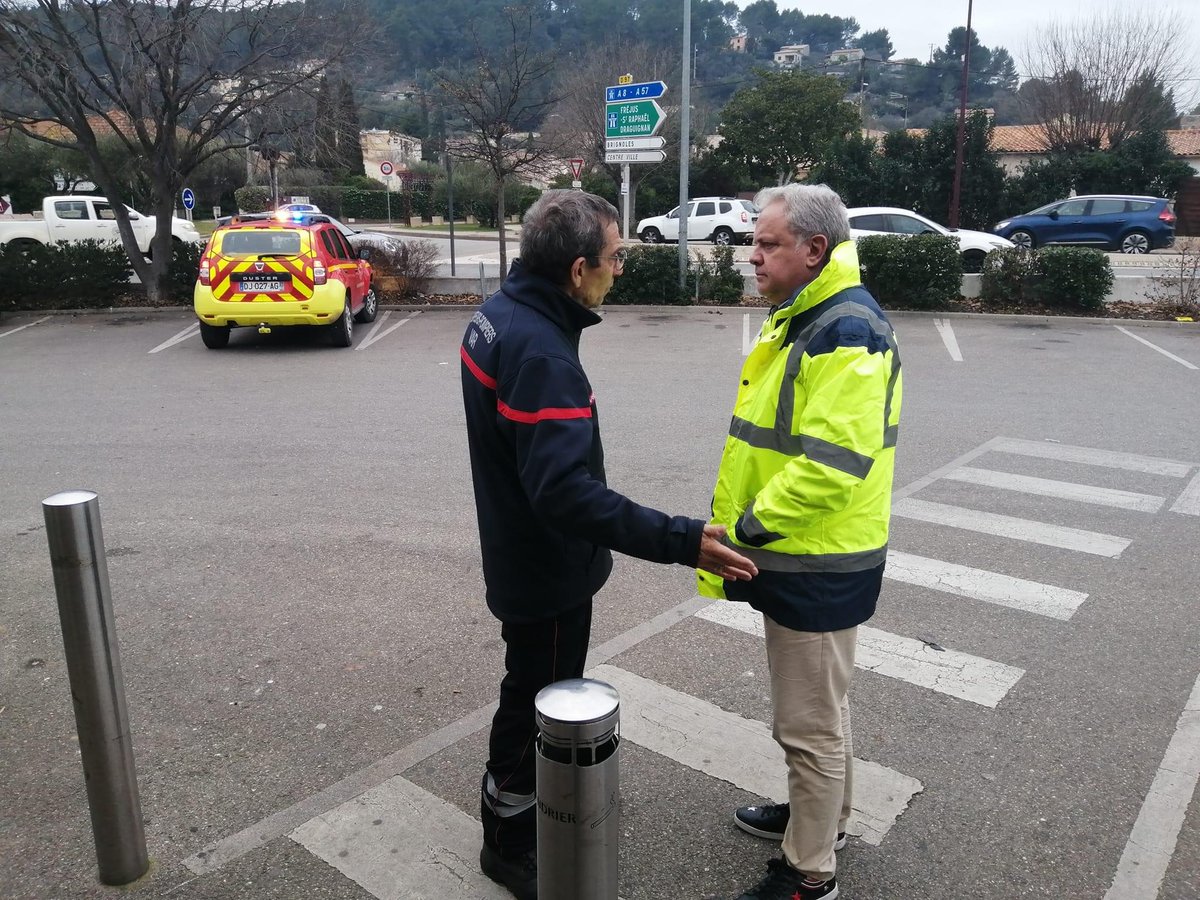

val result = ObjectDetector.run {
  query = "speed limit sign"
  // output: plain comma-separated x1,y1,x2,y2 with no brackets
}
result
380,161,394,176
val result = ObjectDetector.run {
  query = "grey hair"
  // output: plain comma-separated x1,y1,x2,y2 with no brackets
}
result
520,190,619,284
753,183,850,248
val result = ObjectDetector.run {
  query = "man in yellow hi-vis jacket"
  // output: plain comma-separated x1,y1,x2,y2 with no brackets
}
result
700,184,902,900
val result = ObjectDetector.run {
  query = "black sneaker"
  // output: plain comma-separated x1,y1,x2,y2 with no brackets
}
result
733,802,846,849
479,844,536,900
732,858,838,900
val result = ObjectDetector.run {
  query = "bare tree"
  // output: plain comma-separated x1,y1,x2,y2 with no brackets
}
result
539,42,682,228
433,2,562,273
0,0,361,302
1021,8,1191,152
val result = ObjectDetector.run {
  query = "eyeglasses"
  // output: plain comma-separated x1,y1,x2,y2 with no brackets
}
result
590,248,629,268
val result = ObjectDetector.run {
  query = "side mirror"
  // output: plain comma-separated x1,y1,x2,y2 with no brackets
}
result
357,247,372,261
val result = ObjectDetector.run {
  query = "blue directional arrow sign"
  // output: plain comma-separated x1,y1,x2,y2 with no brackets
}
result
181,188,195,211
605,80,667,103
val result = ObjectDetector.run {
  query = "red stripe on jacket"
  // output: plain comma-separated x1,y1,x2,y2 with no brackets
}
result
461,345,593,423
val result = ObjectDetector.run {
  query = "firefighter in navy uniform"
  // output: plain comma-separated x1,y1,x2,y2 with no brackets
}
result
459,189,756,900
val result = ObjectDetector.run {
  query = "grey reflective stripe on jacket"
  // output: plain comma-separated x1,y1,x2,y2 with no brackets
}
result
724,536,889,573
729,299,901,461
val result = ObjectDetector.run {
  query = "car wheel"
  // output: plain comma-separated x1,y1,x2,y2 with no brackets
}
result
198,322,230,349
1120,230,1150,254
1009,229,1036,250
640,227,662,244
330,296,354,347
712,227,735,246
354,285,378,323
961,249,986,273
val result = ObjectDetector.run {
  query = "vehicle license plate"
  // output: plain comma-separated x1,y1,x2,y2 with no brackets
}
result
238,274,287,292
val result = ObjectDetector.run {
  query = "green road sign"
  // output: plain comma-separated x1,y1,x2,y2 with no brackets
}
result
604,99,665,139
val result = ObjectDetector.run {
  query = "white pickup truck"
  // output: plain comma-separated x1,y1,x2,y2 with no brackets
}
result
0,195,201,253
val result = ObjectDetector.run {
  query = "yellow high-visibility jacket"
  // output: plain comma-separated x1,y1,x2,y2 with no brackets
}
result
698,241,902,631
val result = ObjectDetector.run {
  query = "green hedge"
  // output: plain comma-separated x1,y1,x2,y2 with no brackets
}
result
0,239,203,309
857,234,963,309
605,246,693,305
981,246,1113,309
0,240,133,311
1033,247,1113,310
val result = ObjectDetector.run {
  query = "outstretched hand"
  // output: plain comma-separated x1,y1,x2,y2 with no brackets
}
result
697,524,758,581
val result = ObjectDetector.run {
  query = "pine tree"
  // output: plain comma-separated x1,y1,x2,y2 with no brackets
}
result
313,76,339,172
338,80,365,176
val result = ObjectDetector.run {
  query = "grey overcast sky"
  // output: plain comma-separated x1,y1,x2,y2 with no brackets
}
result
730,0,1200,109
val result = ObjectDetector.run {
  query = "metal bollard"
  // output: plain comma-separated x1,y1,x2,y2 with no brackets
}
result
42,490,149,886
534,678,620,900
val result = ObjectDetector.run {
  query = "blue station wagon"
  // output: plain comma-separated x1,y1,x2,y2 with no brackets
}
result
993,195,1176,254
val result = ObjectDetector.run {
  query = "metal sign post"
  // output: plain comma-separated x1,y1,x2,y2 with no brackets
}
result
181,188,195,223
380,161,394,225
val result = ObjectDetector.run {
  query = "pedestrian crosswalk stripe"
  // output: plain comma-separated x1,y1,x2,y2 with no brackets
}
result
885,551,1087,621
290,775,510,900
990,437,1192,478
1169,470,1200,516
892,498,1131,558
943,466,1166,512
588,664,922,847
694,602,1024,708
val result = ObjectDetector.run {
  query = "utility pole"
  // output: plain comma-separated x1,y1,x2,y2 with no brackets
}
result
949,0,973,229
678,0,691,289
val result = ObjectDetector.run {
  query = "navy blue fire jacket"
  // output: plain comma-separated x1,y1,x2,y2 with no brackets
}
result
460,260,704,623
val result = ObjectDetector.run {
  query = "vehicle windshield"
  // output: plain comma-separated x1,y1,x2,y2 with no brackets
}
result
738,200,759,213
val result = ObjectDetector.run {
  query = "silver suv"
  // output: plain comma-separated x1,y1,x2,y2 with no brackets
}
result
637,197,759,246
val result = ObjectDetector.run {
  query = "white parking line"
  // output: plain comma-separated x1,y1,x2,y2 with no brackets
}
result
357,310,421,351
933,318,963,361
695,601,1024,708
1169,470,1200,516
358,310,392,347
291,775,510,900
0,315,50,339
589,664,923,846
893,497,1131,558
1114,325,1198,370
885,551,1088,621
943,466,1166,512
148,322,199,354
989,437,1193,478
1104,673,1200,900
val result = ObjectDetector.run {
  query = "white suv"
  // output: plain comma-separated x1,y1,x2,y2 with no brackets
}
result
637,197,759,246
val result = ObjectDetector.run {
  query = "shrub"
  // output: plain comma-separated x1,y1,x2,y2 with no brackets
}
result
693,245,746,304
0,240,133,310
168,241,204,302
857,234,962,309
980,247,1037,305
1032,247,1113,310
354,236,439,299
605,245,691,305
233,185,271,213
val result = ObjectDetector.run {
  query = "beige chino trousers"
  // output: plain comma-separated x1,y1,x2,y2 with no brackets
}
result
763,616,857,881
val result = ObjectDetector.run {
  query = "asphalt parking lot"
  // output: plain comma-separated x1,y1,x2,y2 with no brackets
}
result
2,307,1198,899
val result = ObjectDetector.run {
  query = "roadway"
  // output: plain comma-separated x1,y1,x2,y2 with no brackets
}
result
1,307,1198,899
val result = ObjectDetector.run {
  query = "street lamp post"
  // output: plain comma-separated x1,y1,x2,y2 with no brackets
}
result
949,0,974,230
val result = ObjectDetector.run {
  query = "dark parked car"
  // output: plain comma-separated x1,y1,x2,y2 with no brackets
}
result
993,195,1176,254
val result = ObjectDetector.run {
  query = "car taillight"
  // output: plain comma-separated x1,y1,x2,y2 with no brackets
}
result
313,261,327,284
199,259,210,285
1159,209,1176,223
741,211,749,222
